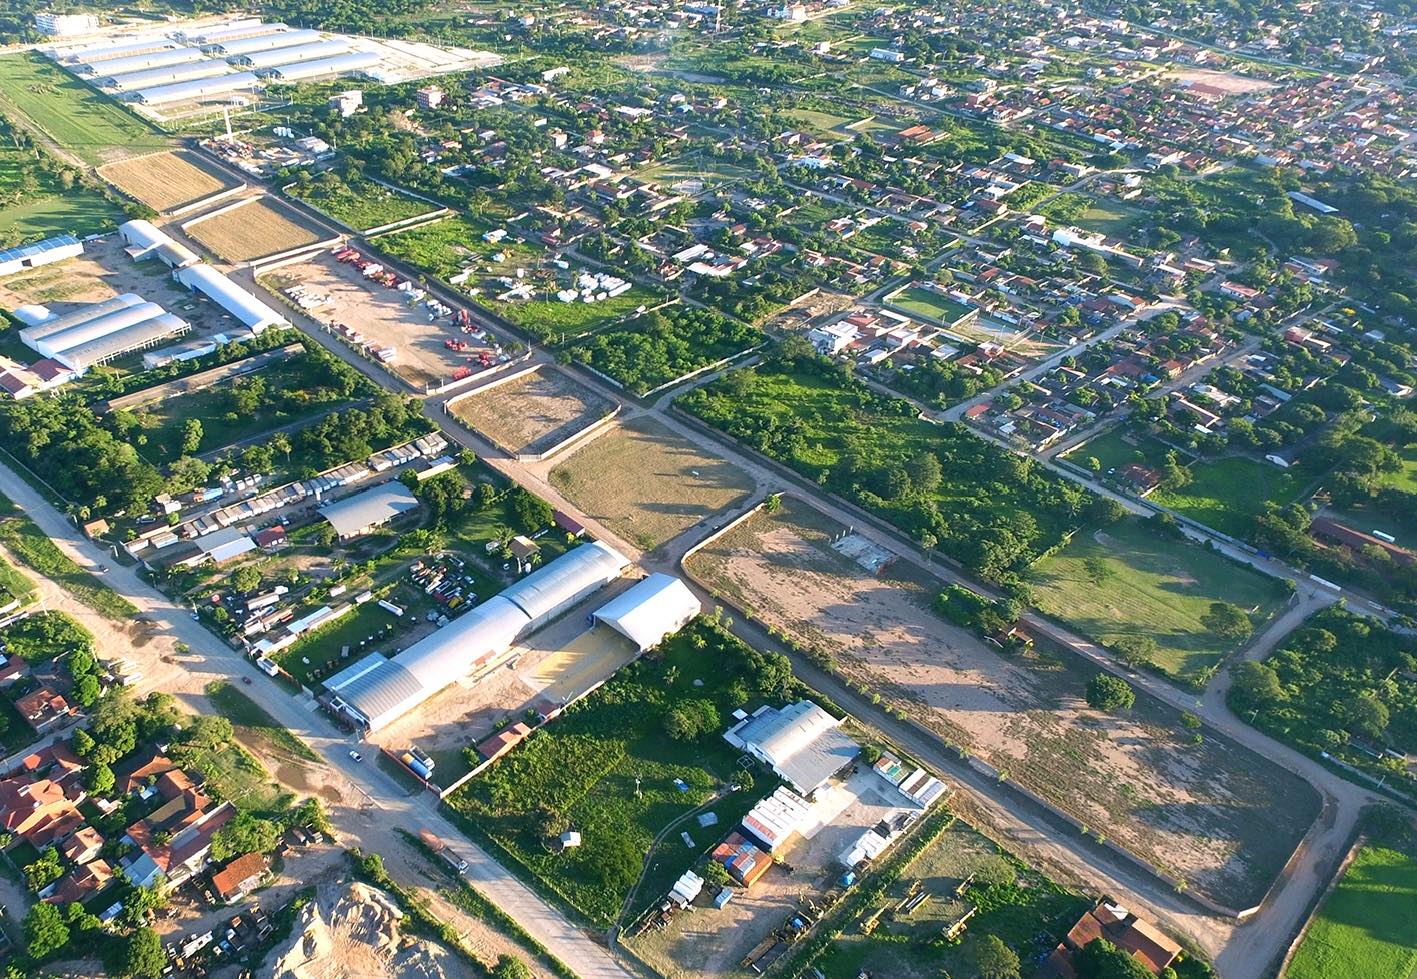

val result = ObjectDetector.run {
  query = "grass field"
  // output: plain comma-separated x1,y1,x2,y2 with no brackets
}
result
206,679,319,764
1152,455,1315,539
0,493,137,620
0,191,121,244
443,620,778,927
1066,427,1170,474
1286,845,1417,979
886,285,974,325
287,174,437,232
549,416,754,552
275,580,434,688
1381,445,1417,493
375,215,540,281
485,285,659,344
185,197,326,262
1031,518,1289,679
1074,201,1146,239
0,53,169,166
99,150,235,212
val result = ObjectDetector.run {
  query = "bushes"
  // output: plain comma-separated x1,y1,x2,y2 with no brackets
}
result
571,307,764,395
1085,675,1135,712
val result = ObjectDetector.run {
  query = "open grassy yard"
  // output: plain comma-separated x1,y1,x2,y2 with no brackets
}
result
886,285,974,325
1030,518,1290,680
1152,455,1315,539
185,197,327,262
0,190,121,244
1286,845,1417,979
549,416,754,552
206,680,319,764
484,284,659,344
99,150,236,213
1381,445,1417,493
375,215,540,281
1074,200,1146,239
287,174,438,232
1065,427,1170,475
443,620,778,928
0,53,169,166
275,579,436,688
816,814,1088,979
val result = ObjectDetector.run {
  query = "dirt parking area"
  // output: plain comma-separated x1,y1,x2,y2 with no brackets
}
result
1167,68,1279,94
685,497,1320,911
549,416,756,552
99,149,238,213
185,196,328,263
450,366,615,457
263,252,476,389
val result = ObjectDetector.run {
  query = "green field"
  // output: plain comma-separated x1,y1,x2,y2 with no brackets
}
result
1031,518,1289,679
485,285,660,345
444,619,782,927
1066,427,1170,475
375,215,541,281
1075,201,1146,239
886,285,973,325
0,191,121,244
206,680,320,764
1152,455,1315,539
1286,845,1417,979
275,580,433,688
0,53,169,166
287,174,437,232
1381,445,1417,493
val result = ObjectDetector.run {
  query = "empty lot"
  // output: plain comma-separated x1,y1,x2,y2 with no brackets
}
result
186,196,327,262
450,366,614,457
100,150,238,213
549,416,755,552
686,497,1320,910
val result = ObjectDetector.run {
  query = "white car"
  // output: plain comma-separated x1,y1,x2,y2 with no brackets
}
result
348,750,363,763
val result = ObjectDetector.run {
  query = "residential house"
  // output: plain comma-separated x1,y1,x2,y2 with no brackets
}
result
15,687,73,735
0,776,83,846
210,851,270,904
43,858,114,906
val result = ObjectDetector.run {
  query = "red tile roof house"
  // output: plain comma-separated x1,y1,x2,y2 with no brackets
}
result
210,851,270,904
42,858,114,906
15,687,73,735
0,775,84,846
61,825,104,865
121,799,236,889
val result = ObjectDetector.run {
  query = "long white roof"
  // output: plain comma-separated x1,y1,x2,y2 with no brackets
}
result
174,264,287,333
57,313,189,371
20,293,143,345
104,60,232,91
395,596,529,689
81,47,207,77
237,38,347,69
502,539,628,627
318,483,419,537
134,71,260,105
210,29,320,58
593,574,700,652
35,302,167,357
265,51,378,82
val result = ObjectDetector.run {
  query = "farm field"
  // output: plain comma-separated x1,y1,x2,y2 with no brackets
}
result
686,496,1321,908
1031,518,1289,679
1285,845,1417,979
186,196,328,262
99,150,236,213
1152,455,1316,539
0,53,169,166
549,416,755,552
815,814,1088,979
449,366,614,457
886,285,974,325
287,174,438,232
443,619,778,927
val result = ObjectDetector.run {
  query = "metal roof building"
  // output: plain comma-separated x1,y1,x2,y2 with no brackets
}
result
32,301,168,357
726,701,860,797
132,71,260,106
317,483,420,539
77,47,207,77
263,51,379,83
56,313,190,371
592,573,701,652
21,297,189,371
235,39,347,70
0,235,83,277
325,541,628,732
103,60,232,91
179,19,273,45
60,36,176,64
173,264,288,333
118,220,200,268
208,30,321,58
20,294,145,347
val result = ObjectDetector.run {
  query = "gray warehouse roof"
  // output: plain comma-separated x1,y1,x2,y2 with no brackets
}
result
20,294,144,346
325,654,425,729
502,539,629,626
134,71,260,105
236,38,347,69
104,60,232,91
264,51,379,82
318,483,419,538
210,29,320,58
57,312,189,371
728,701,860,796
81,47,207,77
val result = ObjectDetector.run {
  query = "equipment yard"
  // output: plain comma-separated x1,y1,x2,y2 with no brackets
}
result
98,149,239,213
448,365,615,458
686,497,1321,911
184,195,330,262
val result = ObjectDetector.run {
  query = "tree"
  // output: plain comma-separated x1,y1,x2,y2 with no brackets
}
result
1201,602,1253,642
230,565,262,594
1344,694,1390,739
84,763,115,796
24,847,64,893
23,902,70,959
1083,556,1114,586
492,957,533,979
210,811,279,863
71,728,95,757
1231,661,1284,706
180,418,204,455
509,487,553,534
974,934,1021,979
122,927,166,979
184,714,233,749
1085,674,1135,712
1074,938,1153,979
73,673,102,708
663,699,721,741
702,859,733,889
1111,636,1157,668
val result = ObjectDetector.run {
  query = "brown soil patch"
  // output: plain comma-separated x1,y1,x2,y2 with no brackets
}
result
186,196,326,262
450,367,614,456
99,150,236,213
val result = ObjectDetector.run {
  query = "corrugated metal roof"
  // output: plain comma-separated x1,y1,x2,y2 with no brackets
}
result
135,71,260,105
83,47,207,77
0,235,80,266
394,596,528,689
237,38,347,70
265,51,379,82
328,655,425,727
210,29,320,58
503,539,628,625
105,60,232,90
57,312,189,370
35,302,168,357
20,294,144,345
318,484,419,537
593,573,700,651
174,263,287,331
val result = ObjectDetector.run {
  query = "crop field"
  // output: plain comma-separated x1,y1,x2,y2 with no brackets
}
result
1285,845,1417,979
549,416,755,552
1030,518,1290,680
185,197,328,262
0,53,169,166
99,150,236,213
1151,455,1316,539
287,174,438,232
448,366,614,457
885,285,974,325
687,497,1321,908
443,620,777,927
815,814,1088,979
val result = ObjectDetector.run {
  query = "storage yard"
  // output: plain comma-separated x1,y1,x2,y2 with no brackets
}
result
98,149,240,213
447,365,615,458
183,196,330,263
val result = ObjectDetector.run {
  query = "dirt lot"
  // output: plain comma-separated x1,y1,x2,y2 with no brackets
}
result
549,416,756,552
1167,68,1279,94
263,251,476,389
685,498,1320,910
186,196,328,263
99,149,237,213
450,366,615,457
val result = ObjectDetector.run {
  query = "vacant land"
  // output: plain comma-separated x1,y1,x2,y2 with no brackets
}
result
449,367,614,457
375,215,540,281
1074,200,1147,239
1066,427,1170,475
886,285,973,325
485,285,659,344
288,174,437,232
186,197,327,262
0,493,136,620
1285,845,1417,979
207,679,319,764
0,191,121,244
550,416,754,552
0,53,169,165
1152,455,1314,538
1031,518,1289,679
687,497,1320,908
100,150,236,213
443,620,777,927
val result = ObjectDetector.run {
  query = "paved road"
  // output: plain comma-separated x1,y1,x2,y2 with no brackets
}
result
0,463,633,979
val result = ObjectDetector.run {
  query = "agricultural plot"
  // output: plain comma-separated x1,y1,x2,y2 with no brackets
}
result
287,173,438,232
443,620,778,927
99,150,237,213
549,416,755,552
448,366,614,457
1030,518,1289,680
1285,845,1417,979
185,197,328,263
687,497,1321,908
0,53,169,166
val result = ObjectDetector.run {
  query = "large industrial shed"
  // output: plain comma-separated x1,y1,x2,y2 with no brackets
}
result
103,60,231,91
234,39,347,70
119,220,200,269
0,236,82,277
179,19,274,45
726,700,860,797
208,29,321,58
325,541,629,732
59,36,176,65
317,484,420,540
77,47,207,77
174,264,288,334
263,51,379,83
593,573,701,652
19,298,189,371
132,71,260,106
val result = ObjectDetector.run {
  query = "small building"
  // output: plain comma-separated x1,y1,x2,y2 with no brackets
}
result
1041,899,1182,977
740,787,813,854
725,700,860,796
61,826,105,866
592,573,701,652
318,484,420,540
712,831,772,887
477,722,532,762
15,687,73,735
210,851,270,904
0,235,83,278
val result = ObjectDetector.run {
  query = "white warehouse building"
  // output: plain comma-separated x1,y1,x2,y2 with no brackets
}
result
593,573,701,652
208,29,321,58
18,296,189,371
119,220,200,269
174,264,289,334
234,38,347,70
264,51,379,83
325,541,630,732
77,46,207,77
132,71,261,106
103,60,232,91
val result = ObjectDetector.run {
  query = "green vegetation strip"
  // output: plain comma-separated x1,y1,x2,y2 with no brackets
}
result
1285,845,1417,979
0,494,137,620
205,681,320,763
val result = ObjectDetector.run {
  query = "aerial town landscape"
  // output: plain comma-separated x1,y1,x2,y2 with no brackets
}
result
0,0,1411,977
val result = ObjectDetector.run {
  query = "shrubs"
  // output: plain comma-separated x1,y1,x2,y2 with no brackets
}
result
663,699,720,740
1085,674,1136,712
